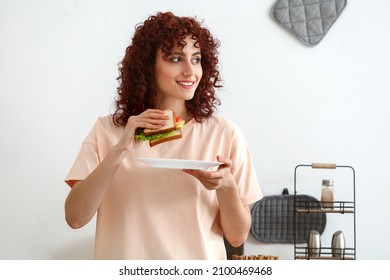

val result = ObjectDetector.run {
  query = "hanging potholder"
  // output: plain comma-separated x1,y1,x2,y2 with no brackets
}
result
251,194,326,243
270,0,348,47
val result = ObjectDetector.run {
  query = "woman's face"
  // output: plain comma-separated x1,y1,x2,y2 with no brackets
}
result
154,36,203,104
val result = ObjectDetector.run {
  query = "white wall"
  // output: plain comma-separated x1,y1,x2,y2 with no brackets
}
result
1,0,389,260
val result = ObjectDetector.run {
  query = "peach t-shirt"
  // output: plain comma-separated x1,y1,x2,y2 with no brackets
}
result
65,114,262,259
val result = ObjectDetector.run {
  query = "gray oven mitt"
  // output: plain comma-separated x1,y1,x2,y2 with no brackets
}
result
271,0,347,47
251,194,327,243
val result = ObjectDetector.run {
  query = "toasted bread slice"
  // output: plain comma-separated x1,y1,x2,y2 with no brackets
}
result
143,109,176,136
149,129,183,147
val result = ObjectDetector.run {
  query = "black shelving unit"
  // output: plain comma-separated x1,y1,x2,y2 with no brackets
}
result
293,163,356,260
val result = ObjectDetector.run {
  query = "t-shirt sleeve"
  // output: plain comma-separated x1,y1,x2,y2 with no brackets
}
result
65,121,100,187
230,123,263,206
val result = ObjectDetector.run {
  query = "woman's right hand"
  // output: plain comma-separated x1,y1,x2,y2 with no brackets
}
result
117,109,169,150
65,109,169,228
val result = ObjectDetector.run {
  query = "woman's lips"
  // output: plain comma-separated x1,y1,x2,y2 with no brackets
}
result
177,81,195,89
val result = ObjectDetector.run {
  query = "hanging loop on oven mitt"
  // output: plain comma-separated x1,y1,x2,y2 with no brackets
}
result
250,193,327,243
270,0,348,47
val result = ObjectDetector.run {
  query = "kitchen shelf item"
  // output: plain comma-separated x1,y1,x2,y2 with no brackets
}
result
307,230,321,257
250,193,326,243
332,231,346,257
321,179,334,208
293,163,356,260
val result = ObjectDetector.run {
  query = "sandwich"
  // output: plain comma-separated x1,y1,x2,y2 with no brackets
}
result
135,109,185,147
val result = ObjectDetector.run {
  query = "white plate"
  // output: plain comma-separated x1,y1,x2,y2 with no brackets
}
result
137,158,222,170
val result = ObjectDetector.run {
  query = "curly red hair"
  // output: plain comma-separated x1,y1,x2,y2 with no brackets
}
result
113,12,222,126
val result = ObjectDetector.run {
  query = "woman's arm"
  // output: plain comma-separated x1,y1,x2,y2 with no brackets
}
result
65,109,169,229
183,155,251,247
216,182,251,247
65,144,128,228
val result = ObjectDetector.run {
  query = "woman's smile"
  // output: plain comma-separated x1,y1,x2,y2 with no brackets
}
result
176,80,196,89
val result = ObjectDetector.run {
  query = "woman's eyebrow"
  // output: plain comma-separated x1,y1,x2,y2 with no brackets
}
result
172,51,201,56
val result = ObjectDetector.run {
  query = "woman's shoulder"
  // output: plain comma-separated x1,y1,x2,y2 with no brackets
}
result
94,114,124,134
203,114,239,130
96,114,115,125
189,114,240,137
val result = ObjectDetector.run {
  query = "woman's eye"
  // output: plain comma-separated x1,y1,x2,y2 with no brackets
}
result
191,57,201,64
170,56,181,63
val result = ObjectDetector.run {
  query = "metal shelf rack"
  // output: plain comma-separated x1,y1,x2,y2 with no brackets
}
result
293,163,356,260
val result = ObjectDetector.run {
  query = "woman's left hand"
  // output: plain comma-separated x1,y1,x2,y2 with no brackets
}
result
183,155,235,191
184,155,251,246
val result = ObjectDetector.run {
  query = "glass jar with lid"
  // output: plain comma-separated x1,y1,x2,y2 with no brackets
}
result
321,179,334,209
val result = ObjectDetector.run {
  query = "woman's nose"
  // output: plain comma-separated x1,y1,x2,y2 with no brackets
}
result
183,61,195,76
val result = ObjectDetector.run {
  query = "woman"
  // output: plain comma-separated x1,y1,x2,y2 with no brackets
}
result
65,11,262,260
